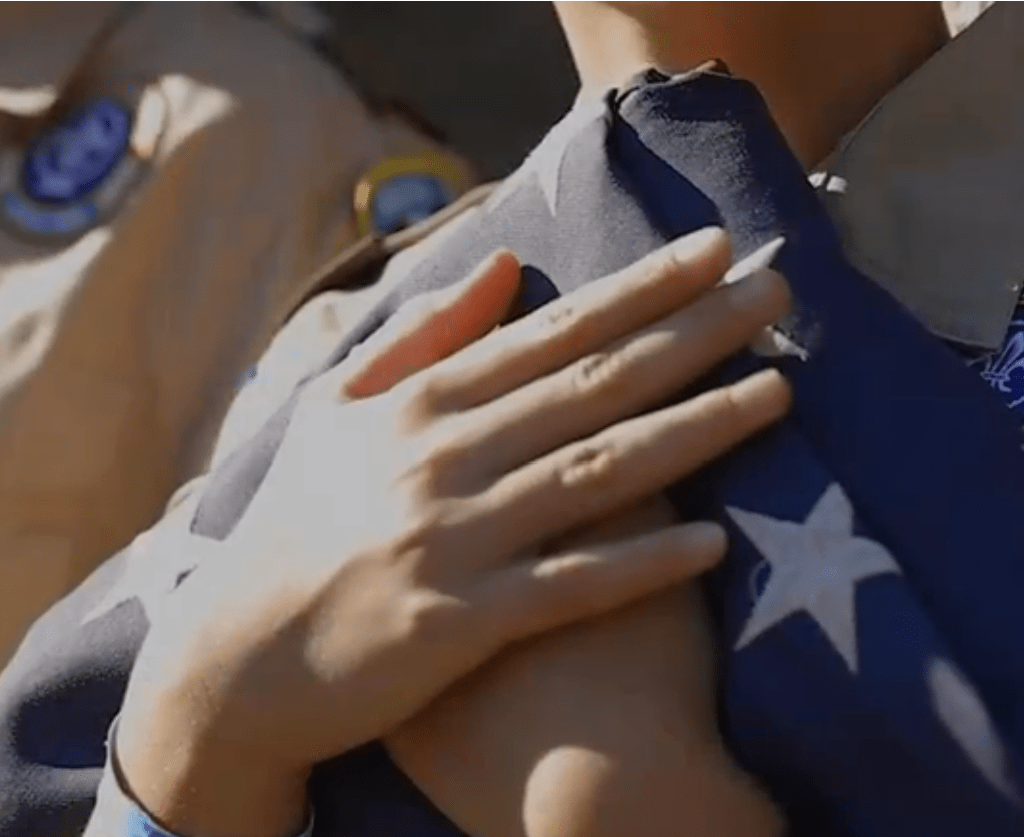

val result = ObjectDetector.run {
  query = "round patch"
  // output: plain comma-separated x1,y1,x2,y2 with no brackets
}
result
354,153,473,238
0,90,163,243
370,173,456,235
22,99,132,204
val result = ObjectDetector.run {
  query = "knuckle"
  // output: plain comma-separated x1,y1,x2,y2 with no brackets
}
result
568,350,627,400
530,300,584,343
711,383,750,431
658,245,692,280
543,300,579,330
653,230,725,282
394,373,445,427
394,501,451,556
397,591,443,638
396,589,471,647
556,438,619,490
401,428,465,496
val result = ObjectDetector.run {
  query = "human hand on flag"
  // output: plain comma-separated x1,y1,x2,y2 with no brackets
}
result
115,227,791,837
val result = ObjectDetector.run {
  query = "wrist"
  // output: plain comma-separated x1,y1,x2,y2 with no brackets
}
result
116,679,311,837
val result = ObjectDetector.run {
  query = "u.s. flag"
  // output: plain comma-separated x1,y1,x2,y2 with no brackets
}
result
3,65,1024,837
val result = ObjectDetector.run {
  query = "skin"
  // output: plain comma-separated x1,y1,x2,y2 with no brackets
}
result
557,2,950,168
104,229,791,837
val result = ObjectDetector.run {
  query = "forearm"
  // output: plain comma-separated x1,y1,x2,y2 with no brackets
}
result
83,711,309,837
83,654,310,837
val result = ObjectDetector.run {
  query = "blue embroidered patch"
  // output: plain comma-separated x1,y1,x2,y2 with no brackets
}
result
1,191,99,236
22,99,132,204
1,97,138,240
964,312,1024,417
371,173,456,235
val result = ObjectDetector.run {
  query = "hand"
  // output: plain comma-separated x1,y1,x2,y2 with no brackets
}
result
117,228,791,837
387,496,785,837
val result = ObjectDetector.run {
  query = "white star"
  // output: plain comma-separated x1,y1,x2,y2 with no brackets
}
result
486,97,606,218
928,657,1023,806
82,528,196,627
82,485,213,627
727,483,901,673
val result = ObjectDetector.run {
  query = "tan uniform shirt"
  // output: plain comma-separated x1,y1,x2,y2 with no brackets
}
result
0,2,467,659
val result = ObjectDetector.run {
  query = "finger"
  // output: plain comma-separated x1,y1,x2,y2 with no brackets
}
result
476,368,790,555
339,249,521,400
481,521,727,643
452,267,790,477
421,227,738,412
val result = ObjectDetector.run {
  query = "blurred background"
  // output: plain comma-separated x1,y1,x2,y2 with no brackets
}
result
325,2,579,181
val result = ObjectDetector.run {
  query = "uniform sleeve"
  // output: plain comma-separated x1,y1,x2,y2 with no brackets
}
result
0,3,450,668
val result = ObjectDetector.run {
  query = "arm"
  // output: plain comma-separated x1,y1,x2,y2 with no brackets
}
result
83,697,311,837
387,497,785,837
91,578,781,837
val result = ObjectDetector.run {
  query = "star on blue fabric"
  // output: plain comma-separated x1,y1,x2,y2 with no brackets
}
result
81,498,210,628
928,658,1023,806
727,483,901,673
485,98,606,217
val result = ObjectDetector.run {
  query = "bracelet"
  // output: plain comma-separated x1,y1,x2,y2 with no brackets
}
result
100,715,315,837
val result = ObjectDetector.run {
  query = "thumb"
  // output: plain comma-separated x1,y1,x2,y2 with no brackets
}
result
341,249,521,399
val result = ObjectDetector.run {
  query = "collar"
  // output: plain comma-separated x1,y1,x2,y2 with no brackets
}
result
818,2,1024,350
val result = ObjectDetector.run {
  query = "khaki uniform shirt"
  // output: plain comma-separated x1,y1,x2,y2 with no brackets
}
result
0,2,468,659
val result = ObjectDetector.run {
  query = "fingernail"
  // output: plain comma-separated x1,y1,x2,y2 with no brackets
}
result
751,326,810,361
729,267,790,313
670,226,727,261
721,236,785,286
683,521,728,556
730,368,791,416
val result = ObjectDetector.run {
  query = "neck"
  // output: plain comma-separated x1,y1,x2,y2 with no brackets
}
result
554,2,950,169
